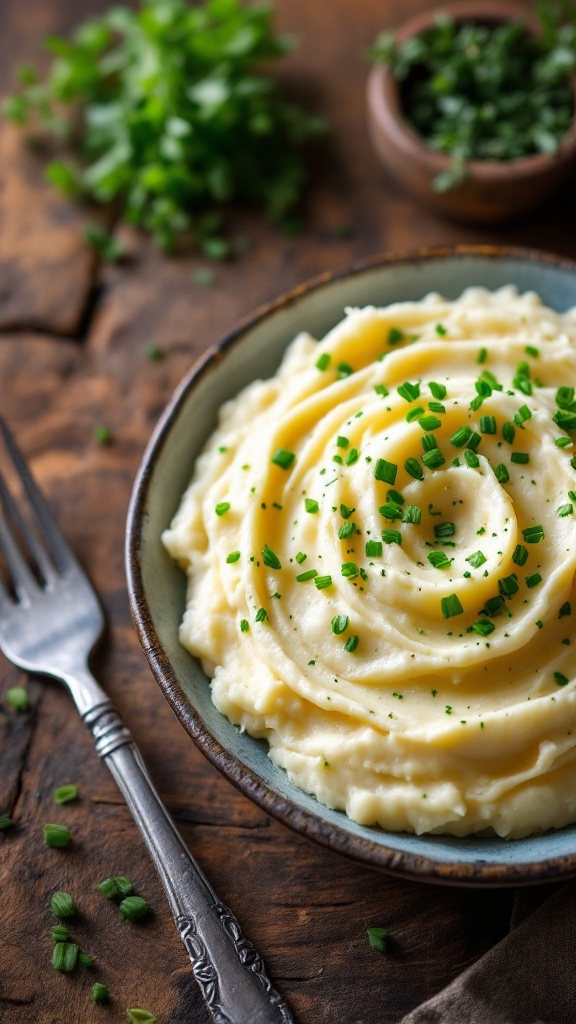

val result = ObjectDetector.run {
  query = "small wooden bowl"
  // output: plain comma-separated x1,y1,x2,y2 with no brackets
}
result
366,0,576,222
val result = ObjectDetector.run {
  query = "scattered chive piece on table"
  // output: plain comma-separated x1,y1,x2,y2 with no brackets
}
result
52,941,79,972
119,896,150,922
79,951,94,968
193,267,216,287
50,892,76,918
51,925,69,941
93,425,112,446
0,813,14,831
53,784,78,805
126,1011,158,1023
5,687,30,712
366,926,390,952
44,824,71,849
144,343,164,362
99,876,134,900
92,983,110,1004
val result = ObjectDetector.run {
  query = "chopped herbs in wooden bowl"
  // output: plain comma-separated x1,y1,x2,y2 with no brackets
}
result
366,0,576,221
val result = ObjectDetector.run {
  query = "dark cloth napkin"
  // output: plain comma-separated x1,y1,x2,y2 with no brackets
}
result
399,881,576,1024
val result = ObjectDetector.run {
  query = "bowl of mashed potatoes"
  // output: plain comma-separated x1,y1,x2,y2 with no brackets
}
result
127,245,576,885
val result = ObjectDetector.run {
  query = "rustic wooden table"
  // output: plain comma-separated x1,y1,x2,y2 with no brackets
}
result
1,1,574,1022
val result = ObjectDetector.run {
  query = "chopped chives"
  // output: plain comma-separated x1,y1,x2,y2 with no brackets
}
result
511,452,529,464
126,1012,158,1024
475,379,492,397
418,415,442,431
450,425,472,447
435,323,447,336
421,433,437,452
402,505,421,524
296,569,318,582
498,574,519,598
98,876,134,900
494,463,509,484
387,489,404,505
379,502,402,521
522,524,544,543
525,345,539,357
0,813,14,831
526,572,542,588
365,540,382,557
315,575,333,590
336,435,349,448
44,824,71,848
255,607,268,622
441,594,463,618
482,595,505,616
557,503,573,517
556,386,575,409
295,551,307,563
472,619,495,636
52,942,79,973
215,502,230,516
239,619,249,632
5,687,29,712
226,551,241,563
53,785,78,805
405,457,424,479
553,409,576,430
429,381,447,399
467,432,481,451
374,383,389,397
271,449,295,469
92,983,110,1004
332,615,349,635
559,602,572,618
374,458,397,484
344,635,359,652
119,896,149,922
305,498,319,514
388,326,403,344
514,404,532,425
469,395,484,411
554,672,569,686
315,353,331,371
345,448,359,465
341,562,359,578
406,405,425,423
338,521,357,539
512,544,528,565
262,545,282,569
434,522,455,538
397,381,420,402
555,436,573,448
79,952,93,968
465,550,486,568
502,422,516,443
427,551,452,569
340,503,354,518
464,450,479,467
428,401,446,414
480,415,496,434
381,529,402,544
477,347,487,364
50,892,76,918
337,362,354,378
422,448,445,469
51,926,69,941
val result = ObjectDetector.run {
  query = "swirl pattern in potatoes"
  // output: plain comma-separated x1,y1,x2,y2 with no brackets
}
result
163,286,576,838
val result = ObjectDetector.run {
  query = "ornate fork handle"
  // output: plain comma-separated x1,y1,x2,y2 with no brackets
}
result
81,692,293,1024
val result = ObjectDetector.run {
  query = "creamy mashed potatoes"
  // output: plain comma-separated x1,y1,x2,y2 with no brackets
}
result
163,286,576,838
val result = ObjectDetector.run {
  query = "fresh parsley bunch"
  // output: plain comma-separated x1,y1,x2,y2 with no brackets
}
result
370,3,576,192
5,0,327,252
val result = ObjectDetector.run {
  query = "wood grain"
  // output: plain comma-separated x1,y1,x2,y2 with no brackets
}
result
0,0,572,1021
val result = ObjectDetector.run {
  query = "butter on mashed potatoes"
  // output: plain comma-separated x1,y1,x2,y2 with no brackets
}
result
163,286,576,838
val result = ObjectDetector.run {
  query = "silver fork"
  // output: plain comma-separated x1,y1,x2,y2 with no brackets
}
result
0,416,293,1024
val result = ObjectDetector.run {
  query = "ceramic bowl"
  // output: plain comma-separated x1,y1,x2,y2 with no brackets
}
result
366,1,576,222
127,245,576,886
